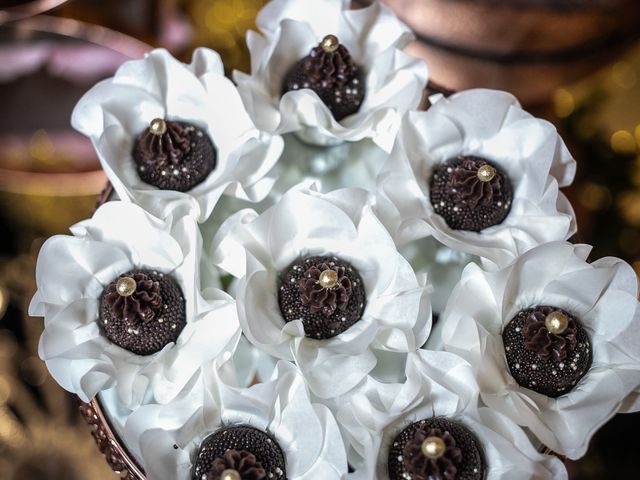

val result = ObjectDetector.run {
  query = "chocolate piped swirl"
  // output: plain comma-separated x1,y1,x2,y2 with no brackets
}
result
192,426,286,480
136,120,191,167
99,269,186,355
450,157,505,209
282,37,365,121
522,306,577,362
133,120,216,192
299,43,358,90
430,155,513,232
104,272,162,323
298,263,352,317
503,305,593,397
403,426,463,480
279,256,366,339
388,418,484,480
207,449,267,480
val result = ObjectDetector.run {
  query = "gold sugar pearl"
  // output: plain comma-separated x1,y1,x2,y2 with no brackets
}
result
321,34,340,53
545,310,569,335
149,118,167,136
477,164,496,183
116,276,137,297
220,470,241,480
421,436,446,459
318,269,338,289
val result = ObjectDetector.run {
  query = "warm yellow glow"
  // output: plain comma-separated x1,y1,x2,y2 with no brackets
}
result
578,182,611,211
612,62,637,89
611,130,637,154
28,129,56,163
554,88,575,118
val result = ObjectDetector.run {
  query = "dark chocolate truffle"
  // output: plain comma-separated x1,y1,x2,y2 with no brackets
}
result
388,417,485,480
192,425,286,480
99,269,185,355
503,305,592,397
429,155,512,232
133,118,216,192
278,255,366,339
282,35,365,121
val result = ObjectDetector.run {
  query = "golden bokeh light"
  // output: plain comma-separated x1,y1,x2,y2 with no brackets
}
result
610,130,637,154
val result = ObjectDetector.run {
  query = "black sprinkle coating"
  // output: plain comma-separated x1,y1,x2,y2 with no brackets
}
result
133,121,216,192
503,306,593,397
282,59,365,121
388,418,485,480
278,256,366,339
429,156,513,232
98,269,185,355
192,425,287,480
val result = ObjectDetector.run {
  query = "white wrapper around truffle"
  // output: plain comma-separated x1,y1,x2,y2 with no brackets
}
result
124,360,348,480
376,89,577,268
233,0,428,151
29,202,241,407
440,241,640,458
337,350,566,480
210,186,432,398
71,48,283,223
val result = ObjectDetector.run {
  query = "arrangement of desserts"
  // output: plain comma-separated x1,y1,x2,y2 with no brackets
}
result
29,1,640,479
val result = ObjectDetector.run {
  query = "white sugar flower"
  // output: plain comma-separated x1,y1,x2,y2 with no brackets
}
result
337,350,566,479
440,241,640,458
72,48,283,223
210,186,431,398
29,202,240,407
124,360,347,480
233,0,428,151
376,89,576,268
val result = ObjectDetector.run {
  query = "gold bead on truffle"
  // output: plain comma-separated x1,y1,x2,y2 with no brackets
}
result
477,164,496,182
421,436,446,459
116,276,137,297
545,310,569,335
321,34,339,53
318,269,338,289
149,118,167,136
220,470,241,480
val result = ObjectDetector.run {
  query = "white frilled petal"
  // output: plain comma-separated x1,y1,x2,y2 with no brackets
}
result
376,89,577,268
125,361,347,480
71,48,283,223
233,0,427,152
440,241,640,458
210,187,431,398
29,202,241,407
337,350,565,480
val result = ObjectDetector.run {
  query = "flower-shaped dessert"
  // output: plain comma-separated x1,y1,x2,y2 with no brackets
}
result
440,241,640,458
376,89,577,267
233,0,428,151
210,186,431,398
29,202,240,407
71,48,284,222
337,350,566,479
124,360,347,480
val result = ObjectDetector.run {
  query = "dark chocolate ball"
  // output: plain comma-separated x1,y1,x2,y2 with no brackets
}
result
429,155,513,232
388,417,485,480
278,255,366,339
282,36,365,121
99,269,185,355
192,425,287,480
503,305,593,397
133,119,216,192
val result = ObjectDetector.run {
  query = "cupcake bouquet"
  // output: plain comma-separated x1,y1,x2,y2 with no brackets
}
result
29,1,640,479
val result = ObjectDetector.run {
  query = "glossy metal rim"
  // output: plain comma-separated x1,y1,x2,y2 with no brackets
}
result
79,397,146,480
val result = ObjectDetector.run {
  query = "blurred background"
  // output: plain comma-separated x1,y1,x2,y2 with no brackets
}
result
0,0,638,478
